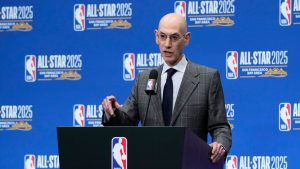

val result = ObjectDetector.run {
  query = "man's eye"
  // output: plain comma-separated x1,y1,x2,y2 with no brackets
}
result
160,34,167,39
171,35,180,41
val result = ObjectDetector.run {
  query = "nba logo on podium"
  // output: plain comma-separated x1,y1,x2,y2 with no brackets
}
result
112,137,127,169
226,155,238,169
279,0,292,26
74,4,85,31
123,53,135,81
24,154,36,169
279,103,291,131
73,104,85,127
174,1,186,18
25,55,36,82
226,51,238,79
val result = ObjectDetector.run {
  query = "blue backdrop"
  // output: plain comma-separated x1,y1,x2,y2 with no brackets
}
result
1,0,299,169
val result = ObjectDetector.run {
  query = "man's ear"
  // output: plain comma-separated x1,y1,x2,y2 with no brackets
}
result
184,32,191,46
154,29,159,45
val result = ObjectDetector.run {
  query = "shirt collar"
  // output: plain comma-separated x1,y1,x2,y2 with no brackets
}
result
162,55,188,74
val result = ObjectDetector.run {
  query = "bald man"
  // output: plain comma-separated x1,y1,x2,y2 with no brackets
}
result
102,13,232,163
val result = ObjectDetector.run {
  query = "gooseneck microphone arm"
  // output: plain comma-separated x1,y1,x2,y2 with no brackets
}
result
143,69,158,126
143,94,152,126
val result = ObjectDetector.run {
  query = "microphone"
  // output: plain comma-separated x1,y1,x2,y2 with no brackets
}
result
145,69,158,95
143,69,158,126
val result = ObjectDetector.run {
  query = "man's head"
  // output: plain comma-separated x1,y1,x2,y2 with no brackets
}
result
155,13,191,66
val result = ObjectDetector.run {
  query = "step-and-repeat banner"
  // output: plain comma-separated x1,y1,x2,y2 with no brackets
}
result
1,0,299,169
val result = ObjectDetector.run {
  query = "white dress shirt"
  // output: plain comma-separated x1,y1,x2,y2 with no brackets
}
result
161,56,188,111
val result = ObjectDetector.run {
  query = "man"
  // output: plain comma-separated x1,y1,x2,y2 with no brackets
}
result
102,13,232,163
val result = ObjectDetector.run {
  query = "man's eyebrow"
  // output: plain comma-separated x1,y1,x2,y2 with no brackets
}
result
159,31,180,36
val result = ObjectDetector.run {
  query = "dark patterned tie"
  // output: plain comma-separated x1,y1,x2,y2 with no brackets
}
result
162,68,177,126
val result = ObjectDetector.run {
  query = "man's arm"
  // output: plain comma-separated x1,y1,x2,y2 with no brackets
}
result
101,74,141,126
207,70,232,162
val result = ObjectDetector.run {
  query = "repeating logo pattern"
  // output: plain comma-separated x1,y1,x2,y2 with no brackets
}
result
278,102,300,131
24,154,59,169
226,50,288,79
24,54,83,82
123,53,135,81
25,55,37,82
73,3,133,30
174,0,236,27
73,104,103,127
0,6,33,32
226,155,238,169
24,154,36,169
123,52,163,81
74,4,85,31
226,51,238,79
279,0,300,26
0,105,33,131
73,104,85,127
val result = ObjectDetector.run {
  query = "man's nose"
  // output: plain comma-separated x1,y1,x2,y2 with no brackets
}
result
164,38,172,48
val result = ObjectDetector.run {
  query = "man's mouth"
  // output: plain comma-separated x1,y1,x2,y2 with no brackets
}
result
163,51,173,57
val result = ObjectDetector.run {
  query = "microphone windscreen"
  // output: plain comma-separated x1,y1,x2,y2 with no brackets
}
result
149,69,158,80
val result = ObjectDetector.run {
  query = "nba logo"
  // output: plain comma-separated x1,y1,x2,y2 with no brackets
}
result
226,51,238,79
123,53,135,81
74,4,85,31
112,137,127,169
279,0,292,26
73,104,85,127
25,55,36,82
174,1,186,18
24,154,36,169
279,103,291,131
226,155,238,169
146,79,156,91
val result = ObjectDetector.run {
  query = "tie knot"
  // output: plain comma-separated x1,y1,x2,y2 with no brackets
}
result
166,68,177,78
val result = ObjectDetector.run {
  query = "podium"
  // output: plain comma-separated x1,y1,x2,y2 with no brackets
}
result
57,127,223,169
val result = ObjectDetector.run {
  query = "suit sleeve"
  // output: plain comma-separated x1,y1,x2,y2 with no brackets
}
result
102,74,141,126
207,71,232,152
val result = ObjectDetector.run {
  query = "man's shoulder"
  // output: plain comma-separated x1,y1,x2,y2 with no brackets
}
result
136,66,161,79
188,60,218,75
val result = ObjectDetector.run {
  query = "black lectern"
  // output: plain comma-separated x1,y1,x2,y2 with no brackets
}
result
57,127,223,169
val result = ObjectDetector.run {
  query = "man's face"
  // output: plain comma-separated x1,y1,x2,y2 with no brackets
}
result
155,24,190,66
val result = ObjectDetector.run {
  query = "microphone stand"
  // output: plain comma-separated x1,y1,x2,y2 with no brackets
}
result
142,94,152,126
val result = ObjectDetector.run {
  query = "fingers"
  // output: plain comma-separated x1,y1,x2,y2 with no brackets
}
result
102,96,118,117
209,142,226,163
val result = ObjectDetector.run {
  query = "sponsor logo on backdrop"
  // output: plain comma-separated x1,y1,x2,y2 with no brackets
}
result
226,51,238,79
74,4,85,31
73,3,132,31
279,102,300,131
123,52,164,81
226,155,238,169
112,137,127,169
279,0,300,26
24,154,59,169
24,154,35,169
236,155,288,169
174,0,235,27
174,1,187,19
0,105,33,131
73,104,85,127
72,104,103,127
24,54,83,82
226,50,288,79
123,53,135,81
0,6,33,32
25,55,37,82
225,103,235,129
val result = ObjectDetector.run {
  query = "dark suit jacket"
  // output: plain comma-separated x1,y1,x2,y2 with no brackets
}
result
103,60,232,151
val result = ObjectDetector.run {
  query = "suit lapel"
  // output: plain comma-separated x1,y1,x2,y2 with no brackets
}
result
151,65,164,125
170,62,200,125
